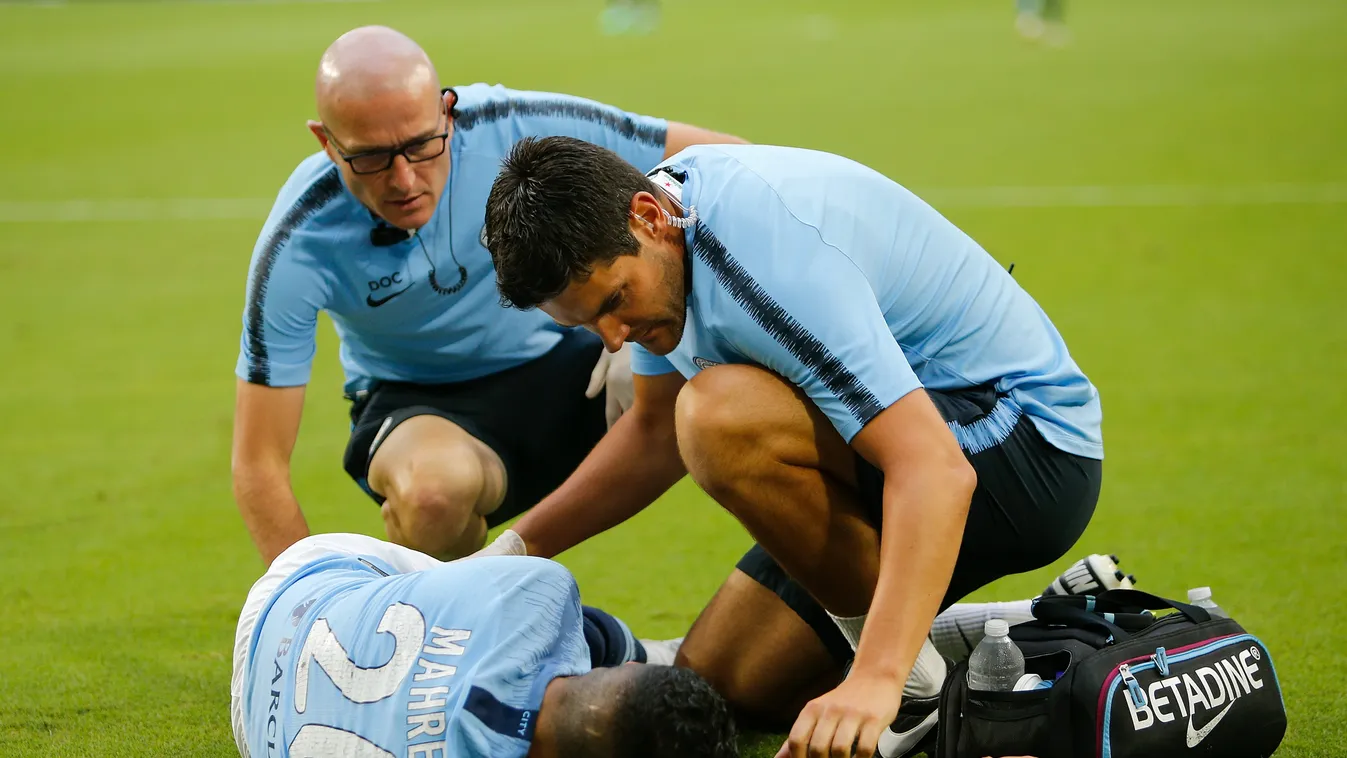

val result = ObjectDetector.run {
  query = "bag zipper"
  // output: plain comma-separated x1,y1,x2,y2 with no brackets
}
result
1150,646,1170,677
1117,663,1146,708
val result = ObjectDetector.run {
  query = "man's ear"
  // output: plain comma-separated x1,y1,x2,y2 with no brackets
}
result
629,190,663,232
442,88,458,122
307,120,329,149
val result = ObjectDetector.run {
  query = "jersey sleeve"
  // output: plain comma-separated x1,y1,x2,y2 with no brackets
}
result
235,226,328,387
631,343,678,376
695,175,923,442
480,87,668,173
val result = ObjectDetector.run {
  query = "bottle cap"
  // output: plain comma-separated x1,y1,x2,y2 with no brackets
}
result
984,619,1010,637
1014,673,1045,691
1188,587,1213,603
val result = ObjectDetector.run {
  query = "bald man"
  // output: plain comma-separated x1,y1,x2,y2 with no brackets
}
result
233,26,745,564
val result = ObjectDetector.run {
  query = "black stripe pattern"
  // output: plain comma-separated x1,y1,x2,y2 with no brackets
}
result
244,166,343,385
463,685,536,742
691,223,887,427
454,96,666,149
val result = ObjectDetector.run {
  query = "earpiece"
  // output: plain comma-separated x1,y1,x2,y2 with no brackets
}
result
631,207,698,231
645,169,697,229
662,206,697,229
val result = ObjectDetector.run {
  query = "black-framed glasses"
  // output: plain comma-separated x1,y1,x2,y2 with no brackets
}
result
326,105,449,175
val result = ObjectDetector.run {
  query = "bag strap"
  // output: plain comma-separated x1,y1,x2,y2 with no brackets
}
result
1033,590,1213,624
1095,589,1212,623
1030,599,1132,643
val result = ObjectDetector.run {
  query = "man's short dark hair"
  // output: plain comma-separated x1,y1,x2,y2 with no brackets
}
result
612,665,739,758
484,135,654,309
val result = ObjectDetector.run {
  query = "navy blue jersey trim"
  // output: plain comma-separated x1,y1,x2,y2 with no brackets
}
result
464,685,537,742
691,223,888,427
454,96,666,149
244,166,342,385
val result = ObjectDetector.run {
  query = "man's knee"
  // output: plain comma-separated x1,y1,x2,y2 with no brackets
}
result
675,364,839,502
676,363,774,428
676,365,781,474
389,456,484,524
375,431,505,557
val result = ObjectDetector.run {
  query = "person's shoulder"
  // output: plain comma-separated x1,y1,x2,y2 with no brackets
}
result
255,152,358,260
449,82,542,132
450,82,660,144
272,151,344,209
662,145,803,203
448,82,510,110
664,143,815,171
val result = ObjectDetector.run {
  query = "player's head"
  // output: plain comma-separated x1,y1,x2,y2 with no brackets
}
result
544,664,738,758
485,136,690,356
307,26,452,230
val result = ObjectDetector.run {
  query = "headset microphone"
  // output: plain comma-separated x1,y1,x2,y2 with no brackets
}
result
370,222,412,247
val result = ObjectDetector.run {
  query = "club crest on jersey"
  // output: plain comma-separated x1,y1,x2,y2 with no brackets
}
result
692,356,721,371
290,599,316,627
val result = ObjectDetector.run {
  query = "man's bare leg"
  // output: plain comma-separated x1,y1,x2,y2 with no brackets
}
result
677,569,845,730
368,414,508,559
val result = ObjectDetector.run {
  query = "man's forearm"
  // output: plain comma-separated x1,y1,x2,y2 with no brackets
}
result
852,468,973,681
513,410,684,558
233,467,310,565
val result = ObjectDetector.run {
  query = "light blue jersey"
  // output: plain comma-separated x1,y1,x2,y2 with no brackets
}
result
243,555,589,758
632,145,1102,460
236,84,668,393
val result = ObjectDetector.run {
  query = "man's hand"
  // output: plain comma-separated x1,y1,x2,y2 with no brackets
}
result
585,343,634,428
776,670,902,758
467,529,527,560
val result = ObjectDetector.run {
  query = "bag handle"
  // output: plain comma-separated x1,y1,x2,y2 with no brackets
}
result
1034,589,1213,624
1095,589,1212,623
1030,599,1132,643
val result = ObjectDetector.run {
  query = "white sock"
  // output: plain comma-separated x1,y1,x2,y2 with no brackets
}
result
828,611,867,651
928,600,1034,661
828,612,947,699
904,638,947,699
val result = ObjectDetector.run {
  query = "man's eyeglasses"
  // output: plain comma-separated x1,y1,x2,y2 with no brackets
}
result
325,105,449,175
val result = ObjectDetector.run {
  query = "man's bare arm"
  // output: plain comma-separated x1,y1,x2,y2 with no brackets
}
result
663,121,749,158
512,371,687,558
231,379,310,565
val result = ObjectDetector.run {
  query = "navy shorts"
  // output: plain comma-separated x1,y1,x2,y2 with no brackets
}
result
737,384,1102,664
342,329,609,527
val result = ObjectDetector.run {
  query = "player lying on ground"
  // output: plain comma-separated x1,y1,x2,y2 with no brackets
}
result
232,25,746,566
230,533,738,758
480,138,1106,757
231,534,1124,757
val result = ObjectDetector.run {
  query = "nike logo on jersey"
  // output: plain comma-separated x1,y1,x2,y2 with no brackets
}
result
1186,700,1234,748
367,285,411,307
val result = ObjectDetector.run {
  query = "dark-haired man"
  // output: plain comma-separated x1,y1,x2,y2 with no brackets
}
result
230,533,738,758
480,137,1103,757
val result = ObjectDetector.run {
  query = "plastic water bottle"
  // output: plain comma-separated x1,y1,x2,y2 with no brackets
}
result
966,619,1025,691
1187,587,1230,619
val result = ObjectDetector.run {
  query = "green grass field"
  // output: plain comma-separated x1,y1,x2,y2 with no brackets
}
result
1,0,1344,755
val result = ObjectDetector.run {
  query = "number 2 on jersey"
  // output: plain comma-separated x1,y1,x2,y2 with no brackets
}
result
289,602,427,755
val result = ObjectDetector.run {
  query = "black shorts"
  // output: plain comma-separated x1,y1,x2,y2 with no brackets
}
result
342,329,609,528
737,384,1102,664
